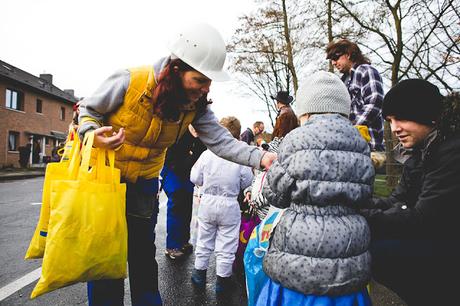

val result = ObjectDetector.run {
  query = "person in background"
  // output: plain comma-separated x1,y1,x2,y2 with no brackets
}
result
326,39,385,157
259,71,374,306
32,139,41,164
241,121,265,145
78,23,276,306
18,143,32,168
360,79,460,306
244,93,299,220
190,116,254,295
51,142,64,162
256,138,267,149
161,124,207,260
272,90,293,108
71,100,81,130
268,90,299,154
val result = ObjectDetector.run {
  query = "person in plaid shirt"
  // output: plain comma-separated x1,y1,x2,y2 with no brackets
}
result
326,39,385,152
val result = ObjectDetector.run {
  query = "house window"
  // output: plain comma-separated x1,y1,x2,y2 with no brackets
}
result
5,88,24,111
8,131,19,151
60,107,65,120
36,99,42,113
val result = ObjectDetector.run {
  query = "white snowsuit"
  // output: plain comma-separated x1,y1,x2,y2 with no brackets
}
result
190,150,253,277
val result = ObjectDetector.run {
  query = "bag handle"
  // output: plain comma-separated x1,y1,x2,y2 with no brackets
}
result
95,147,116,184
58,127,80,162
80,131,95,174
79,131,118,184
65,131,82,180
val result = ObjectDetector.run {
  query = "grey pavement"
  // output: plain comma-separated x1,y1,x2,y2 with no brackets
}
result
0,167,45,181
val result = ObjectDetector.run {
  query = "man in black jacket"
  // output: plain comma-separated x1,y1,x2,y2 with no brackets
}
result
363,79,460,305
161,125,207,260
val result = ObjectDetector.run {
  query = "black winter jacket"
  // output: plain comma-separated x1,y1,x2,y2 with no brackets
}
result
364,130,460,244
163,130,207,180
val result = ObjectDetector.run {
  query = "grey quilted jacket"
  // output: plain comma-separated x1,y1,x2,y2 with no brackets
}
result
262,114,375,296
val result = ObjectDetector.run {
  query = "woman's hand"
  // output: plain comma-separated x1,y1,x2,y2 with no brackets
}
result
260,152,277,170
93,126,125,149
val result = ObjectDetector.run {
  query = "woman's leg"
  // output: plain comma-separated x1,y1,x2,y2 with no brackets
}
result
87,279,124,306
126,178,162,306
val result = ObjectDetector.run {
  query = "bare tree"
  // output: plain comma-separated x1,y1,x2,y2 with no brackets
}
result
228,0,307,127
228,0,368,126
333,0,460,187
278,0,366,74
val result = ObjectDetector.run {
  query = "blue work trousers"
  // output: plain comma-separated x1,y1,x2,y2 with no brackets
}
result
88,178,162,306
160,165,194,249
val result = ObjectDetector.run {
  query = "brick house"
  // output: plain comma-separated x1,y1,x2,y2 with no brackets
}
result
0,59,78,168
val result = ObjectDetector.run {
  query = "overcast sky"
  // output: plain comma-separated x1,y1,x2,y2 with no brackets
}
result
1,0,271,131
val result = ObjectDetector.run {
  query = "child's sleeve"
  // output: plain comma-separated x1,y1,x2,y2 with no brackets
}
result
240,166,254,191
190,152,205,186
262,134,297,210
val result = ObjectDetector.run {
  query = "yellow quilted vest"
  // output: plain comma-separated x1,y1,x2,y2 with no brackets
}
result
108,66,196,182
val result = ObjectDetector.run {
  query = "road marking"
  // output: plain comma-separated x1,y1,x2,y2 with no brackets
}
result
30,202,42,205
0,268,132,303
0,267,41,301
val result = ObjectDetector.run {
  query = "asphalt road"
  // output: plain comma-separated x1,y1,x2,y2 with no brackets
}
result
0,177,247,306
0,177,406,306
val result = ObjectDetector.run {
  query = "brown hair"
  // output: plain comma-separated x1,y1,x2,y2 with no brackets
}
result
253,121,264,129
220,116,241,139
272,107,299,138
326,39,370,66
152,58,210,121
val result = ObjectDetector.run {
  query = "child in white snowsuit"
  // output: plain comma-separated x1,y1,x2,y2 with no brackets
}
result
190,116,254,294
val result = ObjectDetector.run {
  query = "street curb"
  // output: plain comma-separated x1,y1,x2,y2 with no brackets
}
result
0,173,45,182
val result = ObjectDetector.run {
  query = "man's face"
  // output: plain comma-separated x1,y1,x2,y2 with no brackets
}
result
330,52,353,74
179,70,212,103
386,115,434,149
255,124,264,135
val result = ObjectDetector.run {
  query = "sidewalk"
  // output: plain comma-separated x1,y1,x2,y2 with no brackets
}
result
0,167,45,181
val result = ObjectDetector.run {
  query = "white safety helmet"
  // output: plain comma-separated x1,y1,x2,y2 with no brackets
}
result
167,23,230,82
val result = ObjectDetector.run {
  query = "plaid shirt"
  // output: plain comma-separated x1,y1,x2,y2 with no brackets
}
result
342,64,385,151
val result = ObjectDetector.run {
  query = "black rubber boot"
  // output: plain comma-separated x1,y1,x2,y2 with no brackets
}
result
215,275,234,294
191,268,207,289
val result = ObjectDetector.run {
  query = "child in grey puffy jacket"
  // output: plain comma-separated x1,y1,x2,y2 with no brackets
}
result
258,71,375,306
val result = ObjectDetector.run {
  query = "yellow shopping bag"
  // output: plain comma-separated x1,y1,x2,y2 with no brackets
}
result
30,132,127,299
25,128,81,259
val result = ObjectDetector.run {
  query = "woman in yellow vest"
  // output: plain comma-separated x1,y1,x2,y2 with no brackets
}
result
78,23,276,306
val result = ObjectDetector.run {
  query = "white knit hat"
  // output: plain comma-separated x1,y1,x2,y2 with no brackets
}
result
295,71,351,117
